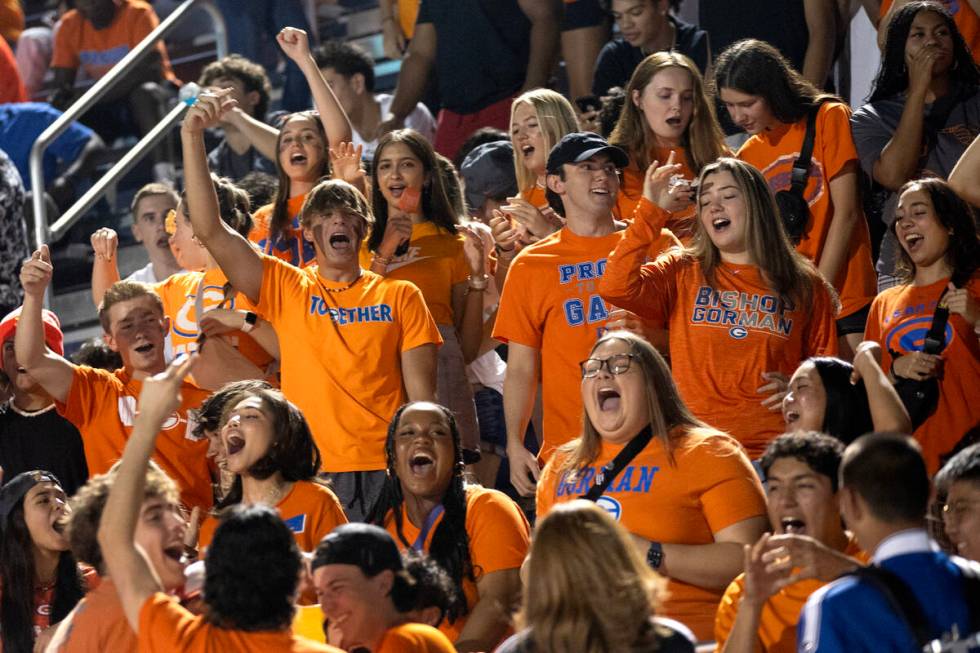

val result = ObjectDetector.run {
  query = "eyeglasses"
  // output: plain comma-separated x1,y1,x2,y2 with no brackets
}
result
164,209,177,236
943,499,980,522
579,353,636,378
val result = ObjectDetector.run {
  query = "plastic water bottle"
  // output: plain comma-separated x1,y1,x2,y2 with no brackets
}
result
179,82,201,107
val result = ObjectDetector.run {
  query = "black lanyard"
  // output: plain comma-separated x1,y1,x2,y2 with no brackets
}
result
584,426,654,501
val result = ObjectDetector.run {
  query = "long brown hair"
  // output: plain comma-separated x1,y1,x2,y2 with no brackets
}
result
517,500,667,653
269,112,330,246
687,158,836,311
609,51,728,174
560,331,705,475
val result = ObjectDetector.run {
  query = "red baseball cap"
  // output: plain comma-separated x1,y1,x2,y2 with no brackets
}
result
0,307,65,357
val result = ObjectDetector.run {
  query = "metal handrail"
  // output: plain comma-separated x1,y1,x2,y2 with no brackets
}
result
29,0,228,248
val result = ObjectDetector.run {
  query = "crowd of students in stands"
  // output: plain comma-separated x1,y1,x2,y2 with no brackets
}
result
0,0,979,651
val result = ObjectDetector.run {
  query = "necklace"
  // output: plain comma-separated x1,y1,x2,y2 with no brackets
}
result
319,270,364,294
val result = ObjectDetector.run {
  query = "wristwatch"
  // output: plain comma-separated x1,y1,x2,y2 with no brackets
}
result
647,541,664,570
241,311,258,333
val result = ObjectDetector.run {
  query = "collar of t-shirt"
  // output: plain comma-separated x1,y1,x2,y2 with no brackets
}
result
872,528,936,564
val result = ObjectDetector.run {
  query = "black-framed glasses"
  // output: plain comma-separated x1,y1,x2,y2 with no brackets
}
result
579,353,636,378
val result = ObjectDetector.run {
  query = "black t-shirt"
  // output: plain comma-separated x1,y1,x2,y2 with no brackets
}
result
416,0,530,114
698,0,808,70
592,16,710,96
0,403,88,495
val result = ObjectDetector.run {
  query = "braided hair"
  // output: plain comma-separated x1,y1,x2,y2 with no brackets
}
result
366,402,472,623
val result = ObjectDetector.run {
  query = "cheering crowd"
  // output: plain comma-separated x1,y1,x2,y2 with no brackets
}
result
0,0,979,651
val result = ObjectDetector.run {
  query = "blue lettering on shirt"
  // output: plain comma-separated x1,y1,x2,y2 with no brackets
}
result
309,297,393,324
78,45,130,68
283,514,306,534
555,464,660,497
692,286,793,338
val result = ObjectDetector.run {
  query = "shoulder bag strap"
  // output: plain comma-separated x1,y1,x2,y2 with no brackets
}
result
789,101,826,196
584,426,654,501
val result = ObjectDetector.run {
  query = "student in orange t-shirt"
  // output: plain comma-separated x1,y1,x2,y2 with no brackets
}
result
47,464,190,653
367,402,530,650
96,357,342,653
714,432,869,653
312,523,456,653
362,129,487,456
248,28,355,268
180,92,441,522
864,179,980,474
91,179,278,390
494,132,680,496
195,386,347,552
49,0,178,178
16,253,213,512
609,51,729,240
599,157,839,458
0,471,94,652
715,39,876,358
879,0,980,62
536,331,767,641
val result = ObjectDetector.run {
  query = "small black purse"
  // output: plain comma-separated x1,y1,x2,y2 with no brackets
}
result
774,101,825,243
891,292,949,429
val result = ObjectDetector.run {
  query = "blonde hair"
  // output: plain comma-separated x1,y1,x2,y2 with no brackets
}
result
510,89,580,196
687,158,837,312
609,52,728,174
560,331,705,475
517,500,667,653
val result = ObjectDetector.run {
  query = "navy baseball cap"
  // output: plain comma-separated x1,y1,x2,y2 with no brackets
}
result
312,523,403,576
546,132,629,175
460,141,518,212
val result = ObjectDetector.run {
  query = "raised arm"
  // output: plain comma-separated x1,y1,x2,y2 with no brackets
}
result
850,340,913,433
949,133,980,207
90,227,122,308
15,246,75,403
379,22,437,134
97,355,198,631
277,27,353,148
801,0,836,88
223,107,280,162
517,0,562,92
181,91,264,304
453,226,489,364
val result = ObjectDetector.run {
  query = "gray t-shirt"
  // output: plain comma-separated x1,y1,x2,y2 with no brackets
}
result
850,85,980,280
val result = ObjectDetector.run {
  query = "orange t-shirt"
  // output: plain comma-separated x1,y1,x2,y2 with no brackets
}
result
713,536,868,653
153,268,273,370
881,0,980,62
0,37,26,104
599,198,839,457
198,480,348,551
56,366,213,511
536,427,768,641
864,274,980,473
137,593,341,652
620,146,699,241
359,221,470,326
256,256,442,471
51,0,176,82
250,195,317,268
382,486,530,644
492,215,680,458
54,577,138,653
0,0,24,42
376,622,456,653
738,102,876,319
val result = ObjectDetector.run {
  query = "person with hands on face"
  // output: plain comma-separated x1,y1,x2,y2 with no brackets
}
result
536,331,768,641
361,129,487,460
96,355,343,653
494,132,680,496
600,157,839,459
180,92,441,521
864,177,980,473
714,432,868,653
245,26,355,269
366,402,529,651
781,341,912,446
16,246,213,512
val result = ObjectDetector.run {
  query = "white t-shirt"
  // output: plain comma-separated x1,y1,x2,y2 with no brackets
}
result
124,262,160,284
352,94,436,163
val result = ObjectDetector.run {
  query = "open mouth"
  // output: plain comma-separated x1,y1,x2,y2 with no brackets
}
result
591,187,611,196
52,518,67,535
388,184,406,198
903,233,924,253
226,435,245,456
665,117,683,127
328,233,351,251
155,236,171,249
521,145,534,159
597,387,621,412
164,544,184,563
289,152,308,166
780,517,806,534
784,410,800,425
135,343,154,354
712,217,732,232
409,452,434,476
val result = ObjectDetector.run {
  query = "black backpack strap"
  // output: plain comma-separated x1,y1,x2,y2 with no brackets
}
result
583,426,653,501
789,101,827,195
848,565,933,648
924,287,951,355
